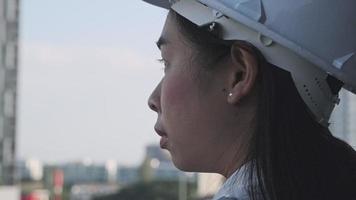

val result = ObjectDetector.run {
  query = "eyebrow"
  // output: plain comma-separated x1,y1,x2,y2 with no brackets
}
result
156,36,168,49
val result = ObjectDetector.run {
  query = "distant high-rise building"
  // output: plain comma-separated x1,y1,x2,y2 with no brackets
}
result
58,162,108,185
105,160,118,183
117,166,140,186
17,159,43,182
330,89,356,148
0,0,20,185
140,145,197,183
145,145,171,163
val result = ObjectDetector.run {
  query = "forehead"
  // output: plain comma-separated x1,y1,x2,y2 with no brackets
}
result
159,13,186,49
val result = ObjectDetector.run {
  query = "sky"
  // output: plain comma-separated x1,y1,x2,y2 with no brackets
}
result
17,0,168,166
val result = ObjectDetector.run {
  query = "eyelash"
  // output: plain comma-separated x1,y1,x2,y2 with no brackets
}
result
157,58,169,71
157,58,165,63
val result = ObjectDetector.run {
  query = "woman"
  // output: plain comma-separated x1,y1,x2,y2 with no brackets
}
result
145,0,356,199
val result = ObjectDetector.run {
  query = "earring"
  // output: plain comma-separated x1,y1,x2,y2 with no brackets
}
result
229,93,233,97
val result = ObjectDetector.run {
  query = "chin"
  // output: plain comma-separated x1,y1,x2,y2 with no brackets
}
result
171,157,201,172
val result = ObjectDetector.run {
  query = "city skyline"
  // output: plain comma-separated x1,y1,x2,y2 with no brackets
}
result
18,0,167,165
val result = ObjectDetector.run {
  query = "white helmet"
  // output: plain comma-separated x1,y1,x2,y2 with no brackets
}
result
143,0,356,127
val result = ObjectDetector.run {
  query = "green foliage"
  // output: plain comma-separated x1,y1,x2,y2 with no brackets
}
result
94,180,197,200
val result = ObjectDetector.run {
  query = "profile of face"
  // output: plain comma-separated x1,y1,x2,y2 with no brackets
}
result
148,12,259,175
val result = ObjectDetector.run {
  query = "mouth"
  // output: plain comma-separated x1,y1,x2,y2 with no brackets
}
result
154,126,168,149
159,137,168,149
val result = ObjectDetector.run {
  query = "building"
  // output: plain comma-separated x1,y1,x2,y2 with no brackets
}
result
0,0,20,186
70,184,119,200
140,145,197,183
330,89,356,148
57,162,108,185
17,159,43,182
105,160,117,183
117,166,140,186
41,162,120,200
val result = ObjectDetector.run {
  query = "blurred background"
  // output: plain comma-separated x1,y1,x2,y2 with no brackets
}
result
0,0,355,200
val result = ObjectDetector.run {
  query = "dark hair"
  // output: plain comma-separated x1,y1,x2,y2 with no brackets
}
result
170,10,356,200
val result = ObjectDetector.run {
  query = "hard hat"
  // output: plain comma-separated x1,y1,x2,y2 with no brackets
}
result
143,0,356,127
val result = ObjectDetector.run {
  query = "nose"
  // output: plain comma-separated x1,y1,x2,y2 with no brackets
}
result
148,81,162,113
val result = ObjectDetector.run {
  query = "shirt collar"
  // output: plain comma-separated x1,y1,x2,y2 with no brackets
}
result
212,162,257,200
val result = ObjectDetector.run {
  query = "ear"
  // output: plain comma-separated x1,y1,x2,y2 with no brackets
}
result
227,43,258,104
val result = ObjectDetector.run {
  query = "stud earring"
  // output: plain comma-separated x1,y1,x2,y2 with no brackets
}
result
229,93,233,97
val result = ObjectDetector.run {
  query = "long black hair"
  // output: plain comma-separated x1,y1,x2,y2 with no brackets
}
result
169,10,356,200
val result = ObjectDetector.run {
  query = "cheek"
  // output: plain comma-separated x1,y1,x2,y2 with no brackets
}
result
160,69,200,145
161,70,193,115
159,69,229,171
161,70,208,151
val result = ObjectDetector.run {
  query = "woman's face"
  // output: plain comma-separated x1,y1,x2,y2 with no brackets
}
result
148,13,253,173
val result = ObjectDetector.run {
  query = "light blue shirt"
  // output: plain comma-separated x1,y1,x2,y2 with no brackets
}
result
212,163,263,200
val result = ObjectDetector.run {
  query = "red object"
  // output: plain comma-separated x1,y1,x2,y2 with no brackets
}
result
54,195,62,200
21,194,39,200
53,169,64,200
53,169,64,187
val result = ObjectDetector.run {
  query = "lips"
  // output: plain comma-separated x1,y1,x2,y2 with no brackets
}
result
159,137,168,149
154,125,168,149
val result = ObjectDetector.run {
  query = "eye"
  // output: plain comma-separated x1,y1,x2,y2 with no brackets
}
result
157,58,169,72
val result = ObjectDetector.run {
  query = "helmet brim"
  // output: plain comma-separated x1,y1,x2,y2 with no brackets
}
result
142,0,171,9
